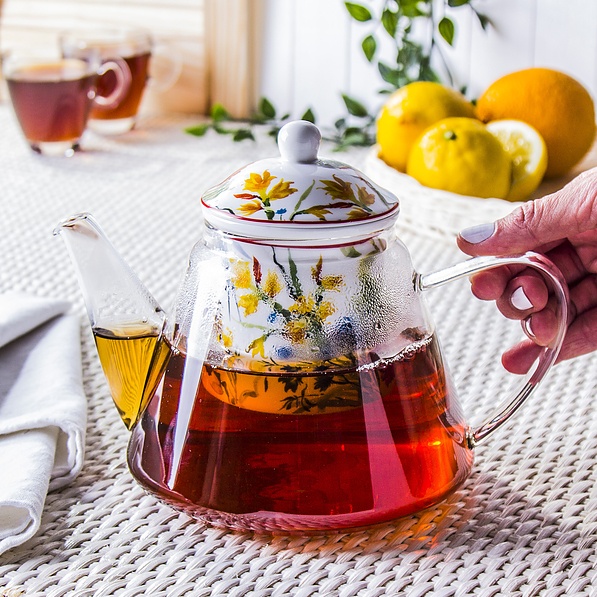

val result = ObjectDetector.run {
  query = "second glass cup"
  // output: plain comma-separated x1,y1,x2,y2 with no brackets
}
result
3,51,130,156
60,28,154,136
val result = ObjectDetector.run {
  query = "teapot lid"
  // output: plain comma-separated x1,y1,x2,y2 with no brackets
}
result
201,121,400,240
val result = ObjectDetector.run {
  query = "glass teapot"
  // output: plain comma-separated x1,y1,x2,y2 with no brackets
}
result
56,121,568,533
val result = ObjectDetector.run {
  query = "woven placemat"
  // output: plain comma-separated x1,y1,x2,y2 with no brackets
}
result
0,109,595,596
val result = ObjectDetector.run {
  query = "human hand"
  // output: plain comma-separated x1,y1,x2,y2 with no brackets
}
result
457,167,597,374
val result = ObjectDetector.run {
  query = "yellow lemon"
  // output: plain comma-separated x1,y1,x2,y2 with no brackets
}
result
476,68,596,178
486,119,548,202
377,82,477,172
406,117,512,199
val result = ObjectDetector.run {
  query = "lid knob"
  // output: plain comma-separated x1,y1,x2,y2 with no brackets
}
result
278,121,321,163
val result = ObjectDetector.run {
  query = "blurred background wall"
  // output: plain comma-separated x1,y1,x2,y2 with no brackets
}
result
0,0,208,114
1,0,596,126
259,0,597,126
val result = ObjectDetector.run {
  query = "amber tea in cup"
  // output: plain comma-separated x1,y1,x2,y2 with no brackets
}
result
61,28,153,135
5,58,96,156
4,53,128,156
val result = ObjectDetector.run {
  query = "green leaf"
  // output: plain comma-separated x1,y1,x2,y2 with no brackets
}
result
211,103,230,122
362,34,377,62
213,123,232,135
345,2,372,22
341,130,370,146
474,11,491,30
448,0,470,6
334,118,346,130
287,251,303,298
418,62,440,82
341,246,362,258
438,17,455,45
301,108,316,123
381,9,398,37
259,97,276,119
400,0,427,18
342,94,369,118
378,61,401,87
233,129,255,142
185,123,210,137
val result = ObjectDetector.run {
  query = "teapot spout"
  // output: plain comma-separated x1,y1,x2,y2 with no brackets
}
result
54,213,171,430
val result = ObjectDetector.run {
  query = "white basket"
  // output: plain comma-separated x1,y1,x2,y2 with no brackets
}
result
363,147,522,239
364,139,597,239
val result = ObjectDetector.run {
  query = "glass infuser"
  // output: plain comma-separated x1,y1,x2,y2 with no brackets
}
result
56,121,568,533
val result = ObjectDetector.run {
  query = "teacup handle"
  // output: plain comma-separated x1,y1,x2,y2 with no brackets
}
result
93,58,132,109
147,41,183,93
418,251,569,448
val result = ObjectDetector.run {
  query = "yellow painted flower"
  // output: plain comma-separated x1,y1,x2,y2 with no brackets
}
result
220,328,234,348
285,319,308,343
320,175,355,202
289,294,316,315
269,179,297,200
311,259,322,283
263,271,282,298
316,301,336,320
238,292,260,316
302,206,332,220
248,335,267,358
231,261,253,289
320,275,343,291
244,171,275,196
358,186,376,206
238,199,263,216
347,206,370,220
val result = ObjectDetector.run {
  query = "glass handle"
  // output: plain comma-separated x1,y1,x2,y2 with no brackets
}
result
94,58,132,109
418,251,569,448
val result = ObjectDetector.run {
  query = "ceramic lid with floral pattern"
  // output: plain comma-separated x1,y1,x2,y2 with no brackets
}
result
201,121,400,239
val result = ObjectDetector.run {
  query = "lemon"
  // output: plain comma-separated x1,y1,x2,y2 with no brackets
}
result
377,82,477,172
486,119,547,201
406,117,512,199
476,68,596,178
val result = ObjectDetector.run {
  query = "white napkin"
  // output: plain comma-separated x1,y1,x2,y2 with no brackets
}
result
0,292,87,555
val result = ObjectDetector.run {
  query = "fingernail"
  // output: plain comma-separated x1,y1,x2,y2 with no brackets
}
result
511,286,533,311
459,223,496,244
523,316,535,339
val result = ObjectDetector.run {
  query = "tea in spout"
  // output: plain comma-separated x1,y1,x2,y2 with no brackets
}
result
54,213,171,429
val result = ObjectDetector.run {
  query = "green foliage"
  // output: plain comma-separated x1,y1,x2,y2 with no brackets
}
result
186,95,375,153
347,0,489,90
438,16,456,46
345,2,373,21
186,1,488,150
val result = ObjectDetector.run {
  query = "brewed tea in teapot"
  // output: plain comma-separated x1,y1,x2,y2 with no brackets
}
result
57,121,568,532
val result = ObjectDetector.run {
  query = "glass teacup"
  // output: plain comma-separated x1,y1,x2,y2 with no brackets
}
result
4,50,129,156
60,28,156,136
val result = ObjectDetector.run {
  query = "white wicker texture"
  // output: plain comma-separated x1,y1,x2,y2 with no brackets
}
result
0,108,596,596
363,141,597,240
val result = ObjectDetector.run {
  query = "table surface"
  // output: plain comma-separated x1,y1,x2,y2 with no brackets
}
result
0,104,596,597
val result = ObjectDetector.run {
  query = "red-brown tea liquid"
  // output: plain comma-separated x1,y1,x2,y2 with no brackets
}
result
6,63,96,143
128,334,473,532
91,52,150,120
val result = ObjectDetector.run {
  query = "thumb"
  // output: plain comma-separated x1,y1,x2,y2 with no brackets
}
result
457,168,597,256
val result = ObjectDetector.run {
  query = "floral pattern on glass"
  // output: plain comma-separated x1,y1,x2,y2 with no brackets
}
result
229,253,343,359
234,170,297,219
218,169,393,222
206,250,369,414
